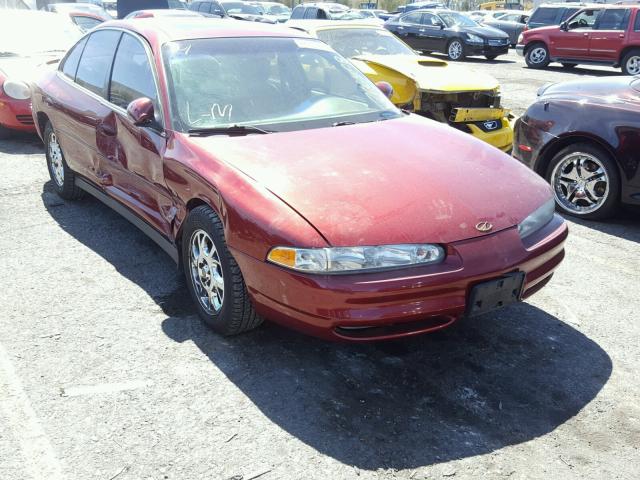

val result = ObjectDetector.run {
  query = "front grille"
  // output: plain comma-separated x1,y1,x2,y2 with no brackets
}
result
420,91,500,123
16,115,34,125
488,38,508,46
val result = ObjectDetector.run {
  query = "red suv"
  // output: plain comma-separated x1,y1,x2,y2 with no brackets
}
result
517,5,640,75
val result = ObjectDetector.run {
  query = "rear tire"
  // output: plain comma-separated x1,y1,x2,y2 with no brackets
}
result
545,142,620,220
447,39,465,60
485,55,498,60
621,48,640,75
44,121,84,200
182,205,262,336
525,42,550,69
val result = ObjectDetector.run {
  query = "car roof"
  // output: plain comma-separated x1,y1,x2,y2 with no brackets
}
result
98,17,310,43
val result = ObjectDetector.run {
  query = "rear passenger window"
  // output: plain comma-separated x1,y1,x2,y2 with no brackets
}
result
402,12,423,24
530,7,557,25
597,9,629,30
75,30,121,98
60,36,87,80
109,33,158,112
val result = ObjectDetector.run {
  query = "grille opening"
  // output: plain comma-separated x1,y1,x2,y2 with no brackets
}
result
16,115,34,125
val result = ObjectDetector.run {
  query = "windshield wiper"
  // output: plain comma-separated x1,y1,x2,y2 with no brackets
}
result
332,121,357,127
188,125,273,136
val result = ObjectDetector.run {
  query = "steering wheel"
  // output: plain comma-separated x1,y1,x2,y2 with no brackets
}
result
578,18,588,27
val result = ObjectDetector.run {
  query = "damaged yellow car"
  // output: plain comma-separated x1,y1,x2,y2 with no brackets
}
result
287,21,513,152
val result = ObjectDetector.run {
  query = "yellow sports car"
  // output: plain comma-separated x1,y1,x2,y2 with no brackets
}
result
287,20,513,152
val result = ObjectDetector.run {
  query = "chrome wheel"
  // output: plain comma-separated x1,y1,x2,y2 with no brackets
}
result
625,55,640,75
48,132,64,187
551,152,609,215
528,46,547,64
189,229,224,314
448,41,463,60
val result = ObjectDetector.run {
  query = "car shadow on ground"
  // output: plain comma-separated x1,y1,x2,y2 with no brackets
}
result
566,208,640,244
522,65,621,77
41,181,613,471
0,133,43,155
427,53,516,64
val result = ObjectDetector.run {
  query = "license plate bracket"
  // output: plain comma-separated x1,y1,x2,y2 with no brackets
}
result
467,272,525,317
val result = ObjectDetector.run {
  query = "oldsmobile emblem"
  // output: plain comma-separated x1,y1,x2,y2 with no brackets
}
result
475,221,493,232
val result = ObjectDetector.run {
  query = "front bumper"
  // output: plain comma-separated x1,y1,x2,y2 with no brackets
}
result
464,43,509,57
466,117,513,152
233,215,568,341
516,45,525,57
0,96,35,134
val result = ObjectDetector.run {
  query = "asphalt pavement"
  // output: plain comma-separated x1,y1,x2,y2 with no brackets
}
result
1,49,639,480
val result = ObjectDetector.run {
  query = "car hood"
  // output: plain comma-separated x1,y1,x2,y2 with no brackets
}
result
463,25,509,39
0,55,61,83
188,115,551,246
352,54,500,93
541,77,640,107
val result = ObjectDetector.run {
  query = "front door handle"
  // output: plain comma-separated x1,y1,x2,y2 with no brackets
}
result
97,122,116,137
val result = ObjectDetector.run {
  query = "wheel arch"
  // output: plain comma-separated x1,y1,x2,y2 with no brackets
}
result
535,133,623,186
35,111,50,140
523,39,547,56
619,46,640,65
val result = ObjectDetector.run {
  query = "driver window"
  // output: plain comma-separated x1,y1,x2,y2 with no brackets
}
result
568,9,601,30
422,13,441,27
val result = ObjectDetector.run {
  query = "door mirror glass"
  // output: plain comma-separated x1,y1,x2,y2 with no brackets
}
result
127,97,155,126
560,20,568,31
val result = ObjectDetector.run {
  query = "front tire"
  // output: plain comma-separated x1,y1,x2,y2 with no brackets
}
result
485,55,498,60
621,48,640,75
546,143,620,220
182,205,262,336
447,39,465,60
44,121,84,200
525,42,550,69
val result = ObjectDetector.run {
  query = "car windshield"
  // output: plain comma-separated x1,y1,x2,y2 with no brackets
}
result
0,14,82,57
438,11,478,28
316,28,415,58
266,4,290,14
222,2,261,14
162,37,400,132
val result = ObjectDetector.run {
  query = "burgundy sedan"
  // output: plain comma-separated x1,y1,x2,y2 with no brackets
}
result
31,19,567,341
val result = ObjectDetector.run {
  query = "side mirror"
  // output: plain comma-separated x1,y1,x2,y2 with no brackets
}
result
560,21,568,31
438,23,445,29
127,97,154,126
375,81,394,99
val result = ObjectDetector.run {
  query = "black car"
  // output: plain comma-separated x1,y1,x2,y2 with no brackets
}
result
526,3,584,30
513,77,640,220
189,0,276,22
385,9,510,60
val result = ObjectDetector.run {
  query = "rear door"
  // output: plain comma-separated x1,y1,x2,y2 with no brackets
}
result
589,8,630,61
393,12,426,50
549,8,601,59
54,30,122,184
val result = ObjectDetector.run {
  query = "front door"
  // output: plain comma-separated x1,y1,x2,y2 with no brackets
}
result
419,12,448,52
394,12,427,50
99,32,174,238
589,8,630,61
549,9,602,59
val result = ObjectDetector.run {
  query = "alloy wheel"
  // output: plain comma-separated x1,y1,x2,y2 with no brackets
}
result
448,41,463,60
625,55,640,75
528,47,547,64
48,132,64,187
189,229,224,314
551,152,609,215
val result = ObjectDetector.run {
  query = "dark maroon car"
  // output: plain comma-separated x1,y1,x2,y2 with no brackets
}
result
31,19,567,341
513,76,640,220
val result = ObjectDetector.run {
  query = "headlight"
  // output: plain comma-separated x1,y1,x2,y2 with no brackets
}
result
518,198,555,240
267,244,445,273
466,34,484,44
2,79,30,100
517,33,523,44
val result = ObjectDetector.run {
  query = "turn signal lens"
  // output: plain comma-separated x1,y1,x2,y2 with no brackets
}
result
267,244,445,274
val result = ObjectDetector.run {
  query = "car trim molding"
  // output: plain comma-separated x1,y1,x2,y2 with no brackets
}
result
75,176,179,264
